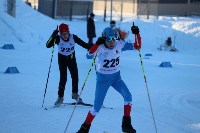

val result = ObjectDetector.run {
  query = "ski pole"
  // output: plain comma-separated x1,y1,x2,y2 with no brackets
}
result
42,45,55,108
64,53,97,133
42,26,58,108
134,26,158,133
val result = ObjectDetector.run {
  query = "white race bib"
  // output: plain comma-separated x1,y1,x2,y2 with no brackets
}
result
97,40,125,74
58,34,75,56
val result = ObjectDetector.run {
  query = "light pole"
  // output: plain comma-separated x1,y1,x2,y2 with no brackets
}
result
187,0,191,16
104,0,107,22
120,0,123,21
110,0,113,21
147,0,150,19
53,0,57,19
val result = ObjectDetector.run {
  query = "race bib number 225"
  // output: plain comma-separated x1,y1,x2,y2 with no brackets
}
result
103,57,120,68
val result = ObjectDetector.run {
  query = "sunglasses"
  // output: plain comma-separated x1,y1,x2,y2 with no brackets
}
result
106,36,116,42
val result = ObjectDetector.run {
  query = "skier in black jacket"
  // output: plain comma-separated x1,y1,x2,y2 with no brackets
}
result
46,23,92,105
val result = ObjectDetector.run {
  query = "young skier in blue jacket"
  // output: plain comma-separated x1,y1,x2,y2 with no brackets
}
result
77,25,141,133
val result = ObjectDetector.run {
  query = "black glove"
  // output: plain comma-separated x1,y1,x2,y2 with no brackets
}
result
96,37,105,45
52,30,59,39
88,43,94,51
131,26,140,34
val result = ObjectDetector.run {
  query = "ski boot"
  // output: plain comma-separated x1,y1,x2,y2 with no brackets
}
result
77,122,91,133
54,96,64,105
122,116,136,133
72,93,83,103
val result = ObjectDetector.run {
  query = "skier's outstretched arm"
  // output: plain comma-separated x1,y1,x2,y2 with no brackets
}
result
73,34,93,50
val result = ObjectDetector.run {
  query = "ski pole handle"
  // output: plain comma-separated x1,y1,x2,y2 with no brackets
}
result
131,22,141,49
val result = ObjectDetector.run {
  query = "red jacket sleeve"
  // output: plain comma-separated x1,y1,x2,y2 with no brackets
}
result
89,44,99,54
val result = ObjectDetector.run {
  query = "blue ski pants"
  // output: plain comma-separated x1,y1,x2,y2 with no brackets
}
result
93,71,132,113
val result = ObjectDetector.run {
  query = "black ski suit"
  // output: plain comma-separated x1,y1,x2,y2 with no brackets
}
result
46,33,91,97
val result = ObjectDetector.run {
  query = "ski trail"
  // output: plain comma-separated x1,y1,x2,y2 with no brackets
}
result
121,57,200,67
0,14,23,42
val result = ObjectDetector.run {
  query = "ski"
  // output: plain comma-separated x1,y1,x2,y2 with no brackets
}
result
103,131,121,133
44,102,92,110
44,102,113,110
62,102,93,107
44,102,93,110
102,105,113,109
62,102,113,109
103,131,128,133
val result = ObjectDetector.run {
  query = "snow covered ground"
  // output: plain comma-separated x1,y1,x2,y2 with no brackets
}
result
0,0,200,133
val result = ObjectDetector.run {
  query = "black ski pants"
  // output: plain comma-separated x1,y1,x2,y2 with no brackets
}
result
58,52,78,97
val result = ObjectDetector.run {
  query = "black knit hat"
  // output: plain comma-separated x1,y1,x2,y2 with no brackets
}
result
110,20,116,25
90,13,95,17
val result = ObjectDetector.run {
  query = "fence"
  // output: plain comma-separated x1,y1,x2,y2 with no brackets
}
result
38,0,93,20
37,0,200,21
